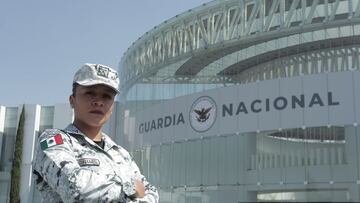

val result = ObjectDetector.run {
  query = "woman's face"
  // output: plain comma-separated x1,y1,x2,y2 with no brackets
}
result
70,84,117,128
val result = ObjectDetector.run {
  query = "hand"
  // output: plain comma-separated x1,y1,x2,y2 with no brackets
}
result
134,179,145,198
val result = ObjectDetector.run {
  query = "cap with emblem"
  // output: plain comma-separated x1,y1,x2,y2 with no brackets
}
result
73,63,120,93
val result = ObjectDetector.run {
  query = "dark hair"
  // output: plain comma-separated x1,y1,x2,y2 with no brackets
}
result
72,83,79,96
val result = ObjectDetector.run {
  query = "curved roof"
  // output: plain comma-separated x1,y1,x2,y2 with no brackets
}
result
120,0,360,91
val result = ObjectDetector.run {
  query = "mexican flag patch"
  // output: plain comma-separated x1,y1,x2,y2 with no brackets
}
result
40,134,63,150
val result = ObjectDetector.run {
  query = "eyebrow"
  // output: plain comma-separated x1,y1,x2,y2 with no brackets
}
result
100,87,117,95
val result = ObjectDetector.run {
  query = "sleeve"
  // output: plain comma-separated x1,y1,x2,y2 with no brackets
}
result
120,148,159,203
32,129,127,202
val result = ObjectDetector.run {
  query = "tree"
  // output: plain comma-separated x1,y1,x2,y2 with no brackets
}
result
10,105,25,203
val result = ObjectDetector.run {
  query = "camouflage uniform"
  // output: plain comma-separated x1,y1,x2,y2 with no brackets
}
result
32,124,159,203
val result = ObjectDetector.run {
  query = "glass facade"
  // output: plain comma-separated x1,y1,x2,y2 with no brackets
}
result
0,107,18,172
128,125,359,202
119,0,360,202
0,106,18,203
39,106,54,133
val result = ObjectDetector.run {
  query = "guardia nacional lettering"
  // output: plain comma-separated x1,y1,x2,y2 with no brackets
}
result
138,91,341,134
222,92,340,117
139,113,185,134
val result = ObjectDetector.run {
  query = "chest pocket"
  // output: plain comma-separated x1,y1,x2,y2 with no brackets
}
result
72,140,108,173
76,153,118,174
75,148,101,171
68,133,120,174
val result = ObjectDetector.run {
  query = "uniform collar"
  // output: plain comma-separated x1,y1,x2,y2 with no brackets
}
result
64,123,119,151
64,123,84,135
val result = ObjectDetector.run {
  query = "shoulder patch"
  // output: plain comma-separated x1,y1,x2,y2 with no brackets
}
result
40,134,63,150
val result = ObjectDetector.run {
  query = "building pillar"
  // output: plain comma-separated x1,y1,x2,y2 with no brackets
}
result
0,105,10,203
348,184,360,202
0,106,5,165
239,132,256,174
238,186,257,202
20,104,41,203
238,132,257,202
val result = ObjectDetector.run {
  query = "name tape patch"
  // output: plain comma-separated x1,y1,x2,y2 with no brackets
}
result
77,158,100,167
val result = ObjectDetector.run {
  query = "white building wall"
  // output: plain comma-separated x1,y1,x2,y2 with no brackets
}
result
53,103,73,129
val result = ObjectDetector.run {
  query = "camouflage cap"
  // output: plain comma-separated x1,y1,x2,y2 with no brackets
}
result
73,63,120,93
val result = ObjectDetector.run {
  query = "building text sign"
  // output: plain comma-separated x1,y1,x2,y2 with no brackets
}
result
134,71,358,145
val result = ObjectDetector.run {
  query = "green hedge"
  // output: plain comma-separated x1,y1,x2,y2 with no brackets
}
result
10,105,25,203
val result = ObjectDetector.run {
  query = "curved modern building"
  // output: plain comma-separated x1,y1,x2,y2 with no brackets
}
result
119,0,360,202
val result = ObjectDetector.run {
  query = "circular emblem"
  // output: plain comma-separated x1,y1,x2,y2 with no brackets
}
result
189,96,217,132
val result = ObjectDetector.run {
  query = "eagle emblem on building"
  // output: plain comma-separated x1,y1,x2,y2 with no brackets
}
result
194,107,212,122
190,96,217,132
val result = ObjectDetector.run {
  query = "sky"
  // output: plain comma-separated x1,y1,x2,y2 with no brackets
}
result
0,0,212,106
